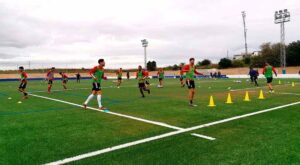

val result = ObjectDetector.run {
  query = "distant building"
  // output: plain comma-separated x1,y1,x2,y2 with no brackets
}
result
233,51,261,60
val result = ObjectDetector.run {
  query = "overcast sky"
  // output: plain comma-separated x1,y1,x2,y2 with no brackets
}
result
0,0,299,70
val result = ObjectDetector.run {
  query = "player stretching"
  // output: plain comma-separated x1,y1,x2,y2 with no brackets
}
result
83,59,107,110
179,68,185,87
262,62,277,93
182,58,204,107
116,68,122,88
18,66,28,99
157,68,164,88
136,65,150,98
59,72,68,90
46,67,55,94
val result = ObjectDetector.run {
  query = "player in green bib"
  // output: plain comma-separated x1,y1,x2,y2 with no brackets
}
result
116,68,123,88
262,62,277,93
136,65,150,98
157,68,165,88
182,58,204,107
83,59,107,110
18,66,29,99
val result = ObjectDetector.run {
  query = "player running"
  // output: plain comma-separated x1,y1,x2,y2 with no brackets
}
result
46,67,55,94
116,68,123,88
157,68,164,88
59,72,68,90
136,65,150,98
249,67,259,86
179,68,185,87
182,58,204,107
83,59,107,110
262,62,277,93
18,66,28,99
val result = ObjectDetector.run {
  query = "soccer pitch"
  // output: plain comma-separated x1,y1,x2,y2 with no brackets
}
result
1,78,300,164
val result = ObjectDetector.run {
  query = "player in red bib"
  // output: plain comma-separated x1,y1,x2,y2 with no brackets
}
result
18,66,28,99
83,59,107,110
46,67,55,94
59,72,68,90
182,58,204,107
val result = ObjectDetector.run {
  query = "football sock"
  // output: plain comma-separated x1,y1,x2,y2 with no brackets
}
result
97,95,102,108
84,94,94,105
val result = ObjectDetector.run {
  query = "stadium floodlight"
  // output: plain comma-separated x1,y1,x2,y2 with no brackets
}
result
241,11,248,57
141,39,148,69
274,9,290,74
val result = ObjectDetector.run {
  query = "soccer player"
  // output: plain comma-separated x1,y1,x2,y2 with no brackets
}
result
157,68,164,88
46,67,55,94
18,66,28,99
83,59,107,110
116,68,123,88
75,72,81,83
136,65,150,98
182,58,204,107
144,69,150,87
249,67,259,86
179,67,185,87
262,62,277,93
59,72,68,90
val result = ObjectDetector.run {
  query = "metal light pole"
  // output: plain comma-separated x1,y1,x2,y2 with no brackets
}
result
274,9,290,74
141,39,148,69
241,11,248,56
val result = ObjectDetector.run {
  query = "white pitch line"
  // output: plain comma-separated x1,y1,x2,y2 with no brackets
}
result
191,133,216,140
29,93,183,130
277,92,300,96
44,101,300,165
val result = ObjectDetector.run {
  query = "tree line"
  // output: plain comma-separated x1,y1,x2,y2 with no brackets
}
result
147,40,300,71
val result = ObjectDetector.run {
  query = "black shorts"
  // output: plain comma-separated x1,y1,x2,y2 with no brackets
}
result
19,82,27,89
266,77,273,83
138,82,146,88
145,80,150,85
159,78,163,81
48,80,53,85
180,77,183,81
186,80,195,89
118,77,122,80
92,82,101,91
62,79,68,84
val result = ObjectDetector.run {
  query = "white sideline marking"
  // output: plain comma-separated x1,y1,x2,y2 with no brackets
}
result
29,94,183,130
191,133,216,140
230,83,299,92
45,101,300,165
277,92,300,96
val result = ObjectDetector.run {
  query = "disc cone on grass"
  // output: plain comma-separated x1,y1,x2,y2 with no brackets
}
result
226,93,233,104
258,89,265,100
292,82,295,87
278,80,281,85
244,91,250,102
208,95,216,107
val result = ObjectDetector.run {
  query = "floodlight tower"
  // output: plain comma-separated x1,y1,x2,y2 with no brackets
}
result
274,9,290,74
141,39,148,69
241,11,248,57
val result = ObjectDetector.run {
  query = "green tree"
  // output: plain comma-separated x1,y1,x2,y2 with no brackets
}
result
232,60,245,67
201,59,211,66
147,61,157,71
218,58,232,69
286,40,300,66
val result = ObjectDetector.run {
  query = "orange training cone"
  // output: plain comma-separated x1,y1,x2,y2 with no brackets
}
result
244,91,250,102
226,93,233,104
208,95,216,107
258,89,265,100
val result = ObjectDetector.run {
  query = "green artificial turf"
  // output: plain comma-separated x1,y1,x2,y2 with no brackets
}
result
0,78,299,164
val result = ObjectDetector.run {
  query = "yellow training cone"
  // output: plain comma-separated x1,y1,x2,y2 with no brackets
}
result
258,89,265,100
226,93,233,104
292,82,295,87
244,91,250,101
208,95,216,107
278,80,281,85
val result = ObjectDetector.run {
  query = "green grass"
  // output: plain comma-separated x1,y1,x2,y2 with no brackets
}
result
1,78,300,164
